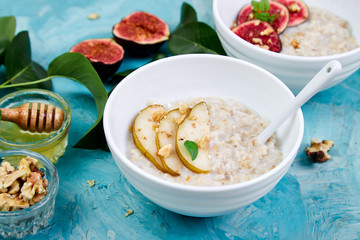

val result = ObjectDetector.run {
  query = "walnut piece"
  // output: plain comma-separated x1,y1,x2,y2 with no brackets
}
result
305,139,334,163
152,109,166,122
158,144,172,159
125,209,134,217
179,103,190,115
175,114,186,125
291,38,300,49
0,157,49,211
196,135,209,149
88,13,99,20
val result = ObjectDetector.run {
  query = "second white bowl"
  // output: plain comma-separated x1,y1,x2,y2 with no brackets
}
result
213,0,360,93
103,54,304,217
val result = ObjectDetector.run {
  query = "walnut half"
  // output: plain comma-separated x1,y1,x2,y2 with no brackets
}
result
305,139,334,163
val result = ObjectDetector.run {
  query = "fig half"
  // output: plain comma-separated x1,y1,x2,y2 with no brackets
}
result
70,38,124,81
237,1,289,34
273,0,309,27
113,11,170,56
232,20,282,52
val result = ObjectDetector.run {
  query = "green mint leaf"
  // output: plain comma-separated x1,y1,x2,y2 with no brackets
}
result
259,0,270,11
254,12,270,22
184,140,198,160
268,14,279,25
251,1,260,12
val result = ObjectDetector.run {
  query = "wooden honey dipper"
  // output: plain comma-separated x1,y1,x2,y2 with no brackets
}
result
0,102,65,133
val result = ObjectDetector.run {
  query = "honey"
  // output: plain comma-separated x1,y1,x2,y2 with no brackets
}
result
0,89,71,163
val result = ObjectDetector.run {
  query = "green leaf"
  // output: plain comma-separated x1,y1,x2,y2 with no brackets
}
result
151,52,167,61
111,69,135,82
254,12,270,22
47,52,108,149
2,31,51,90
259,0,270,11
0,39,10,66
0,16,16,66
180,2,198,26
168,22,226,55
184,140,198,160
12,61,52,90
111,53,167,82
251,1,260,12
0,16,16,40
4,31,31,79
268,14,279,25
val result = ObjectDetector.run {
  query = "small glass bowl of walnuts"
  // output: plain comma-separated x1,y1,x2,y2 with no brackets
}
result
0,149,59,238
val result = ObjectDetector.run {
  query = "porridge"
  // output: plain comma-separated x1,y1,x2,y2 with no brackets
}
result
281,7,358,56
232,0,358,56
130,97,283,186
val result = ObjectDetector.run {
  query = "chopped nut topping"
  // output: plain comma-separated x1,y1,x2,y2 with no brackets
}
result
260,45,270,50
175,114,186,125
196,135,209,149
252,38,263,44
288,3,301,12
88,13,99,20
158,144,172,159
160,130,172,138
291,38,300,49
179,103,190,115
305,139,334,163
125,209,134,217
152,109,166,122
260,27,274,36
254,20,261,26
188,115,198,121
87,180,95,187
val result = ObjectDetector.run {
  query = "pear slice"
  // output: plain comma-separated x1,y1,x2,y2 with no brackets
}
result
132,105,168,173
156,109,186,176
175,102,211,173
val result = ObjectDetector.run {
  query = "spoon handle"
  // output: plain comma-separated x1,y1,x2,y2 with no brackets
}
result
256,60,342,145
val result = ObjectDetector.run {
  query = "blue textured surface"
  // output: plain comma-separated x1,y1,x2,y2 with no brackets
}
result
1,0,360,239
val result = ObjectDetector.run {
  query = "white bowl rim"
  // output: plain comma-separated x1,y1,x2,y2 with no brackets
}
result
104,54,304,193
212,0,360,62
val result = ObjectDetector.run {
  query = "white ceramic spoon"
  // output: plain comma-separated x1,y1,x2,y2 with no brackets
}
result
256,60,342,145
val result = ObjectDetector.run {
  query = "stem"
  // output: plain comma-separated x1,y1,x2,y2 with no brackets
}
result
0,79,11,87
0,75,60,89
0,65,31,87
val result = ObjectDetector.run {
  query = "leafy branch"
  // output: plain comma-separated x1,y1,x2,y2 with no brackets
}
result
0,19,107,149
0,2,226,151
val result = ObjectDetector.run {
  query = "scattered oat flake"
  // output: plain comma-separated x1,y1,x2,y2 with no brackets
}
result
125,209,134,217
87,180,95,187
88,13,99,20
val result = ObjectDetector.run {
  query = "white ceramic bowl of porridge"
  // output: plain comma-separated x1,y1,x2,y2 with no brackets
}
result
213,0,360,93
103,54,304,217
